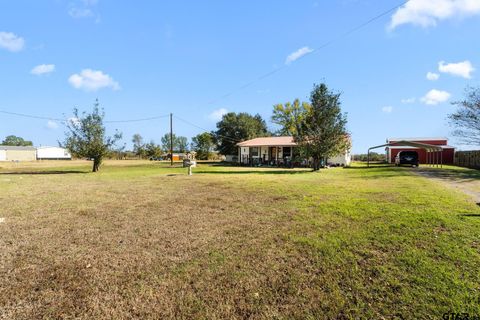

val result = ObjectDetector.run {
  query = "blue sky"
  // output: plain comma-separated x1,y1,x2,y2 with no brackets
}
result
1,0,479,153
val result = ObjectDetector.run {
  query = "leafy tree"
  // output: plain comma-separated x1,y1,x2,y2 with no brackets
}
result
145,141,163,158
160,133,188,153
161,133,174,152
295,83,349,171
271,99,311,136
132,133,147,158
191,132,215,160
177,136,188,153
353,152,385,162
1,135,33,146
448,86,480,145
63,100,122,172
214,112,269,155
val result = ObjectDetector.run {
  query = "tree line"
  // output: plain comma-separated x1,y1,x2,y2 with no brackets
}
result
5,84,478,172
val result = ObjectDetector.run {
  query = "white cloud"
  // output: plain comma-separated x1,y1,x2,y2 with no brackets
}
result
285,46,314,65
438,60,475,79
208,108,228,121
68,7,94,18
0,31,25,52
382,106,394,113
68,117,81,126
389,0,480,30
31,64,55,75
46,120,59,129
421,89,451,105
68,0,99,20
401,97,416,104
426,72,440,81
68,69,120,92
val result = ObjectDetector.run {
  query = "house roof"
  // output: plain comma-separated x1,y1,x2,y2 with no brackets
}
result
237,136,297,147
387,137,447,142
387,145,455,150
0,145,36,151
36,146,66,149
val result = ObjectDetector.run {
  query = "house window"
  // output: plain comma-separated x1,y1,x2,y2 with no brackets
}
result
251,147,259,157
283,147,291,157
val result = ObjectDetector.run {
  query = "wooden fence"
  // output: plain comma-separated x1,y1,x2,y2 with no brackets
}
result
454,151,480,169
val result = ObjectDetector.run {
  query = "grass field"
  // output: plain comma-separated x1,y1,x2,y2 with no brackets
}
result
1,160,480,319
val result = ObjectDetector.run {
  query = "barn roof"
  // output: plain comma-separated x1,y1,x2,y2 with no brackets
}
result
0,145,36,151
237,136,297,147
387,137,447,142
369,140,443,152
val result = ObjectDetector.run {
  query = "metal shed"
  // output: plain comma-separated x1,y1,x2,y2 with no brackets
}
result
367,140,444,167
0,145,37,161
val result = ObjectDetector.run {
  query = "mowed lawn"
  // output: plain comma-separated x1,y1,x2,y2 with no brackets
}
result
1,161,479,319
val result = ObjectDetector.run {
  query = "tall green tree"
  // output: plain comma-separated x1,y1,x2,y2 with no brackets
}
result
160,133,188,153
1,135,33,146
448,86,480,145
63,100,122,172
132,133,146,158
145,141,162,158
191,132,215,160
295,83,349,171
214,112,269,155
177,136,188,153
271,99,311,136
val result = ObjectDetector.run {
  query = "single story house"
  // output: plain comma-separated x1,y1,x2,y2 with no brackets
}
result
0,146,37,161
385,137,455,164
236,136,351,167
36,146,72,160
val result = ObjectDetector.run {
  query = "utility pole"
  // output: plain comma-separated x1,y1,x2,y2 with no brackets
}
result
170,113,173,166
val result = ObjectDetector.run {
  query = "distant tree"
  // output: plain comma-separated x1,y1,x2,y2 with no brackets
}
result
271,99,311,136
161,133,175,152
160,133,188,153
191,132,215,160
295,83,350,171
1,135,33,146
177,136,188,153
63,99,122,172
132,133,146,158
145,141,163,158
353,152,385,162
109,143,127,160
214,112,269,155
448,86,480,145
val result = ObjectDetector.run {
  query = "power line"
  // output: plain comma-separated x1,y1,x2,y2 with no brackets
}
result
0,110,65,122
0,2,409,127
105,114,170,123
174,115,240,143
0,109,170,124
207,0,409,105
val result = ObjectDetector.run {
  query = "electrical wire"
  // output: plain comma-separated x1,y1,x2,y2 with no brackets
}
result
174,115,240,143
0,109,170,124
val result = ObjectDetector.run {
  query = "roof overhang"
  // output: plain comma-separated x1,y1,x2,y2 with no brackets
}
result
369,140,443,152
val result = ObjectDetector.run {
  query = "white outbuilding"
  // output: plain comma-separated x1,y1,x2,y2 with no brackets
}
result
36,146,72,160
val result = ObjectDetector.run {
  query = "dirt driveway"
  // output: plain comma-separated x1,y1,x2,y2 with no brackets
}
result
415,166,480,204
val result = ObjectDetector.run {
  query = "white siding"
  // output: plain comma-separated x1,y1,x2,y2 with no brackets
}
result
36,147,71,160
328,152,352,166
0,150,6,161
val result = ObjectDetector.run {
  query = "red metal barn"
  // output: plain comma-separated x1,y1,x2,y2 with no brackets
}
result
385,138,455,164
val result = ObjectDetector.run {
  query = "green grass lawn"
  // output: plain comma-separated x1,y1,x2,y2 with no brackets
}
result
1,161,479,319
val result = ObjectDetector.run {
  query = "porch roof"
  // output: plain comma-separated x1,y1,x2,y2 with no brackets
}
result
237,136,297,147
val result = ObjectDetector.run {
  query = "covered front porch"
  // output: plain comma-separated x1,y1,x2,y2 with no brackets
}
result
238,145,294,166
